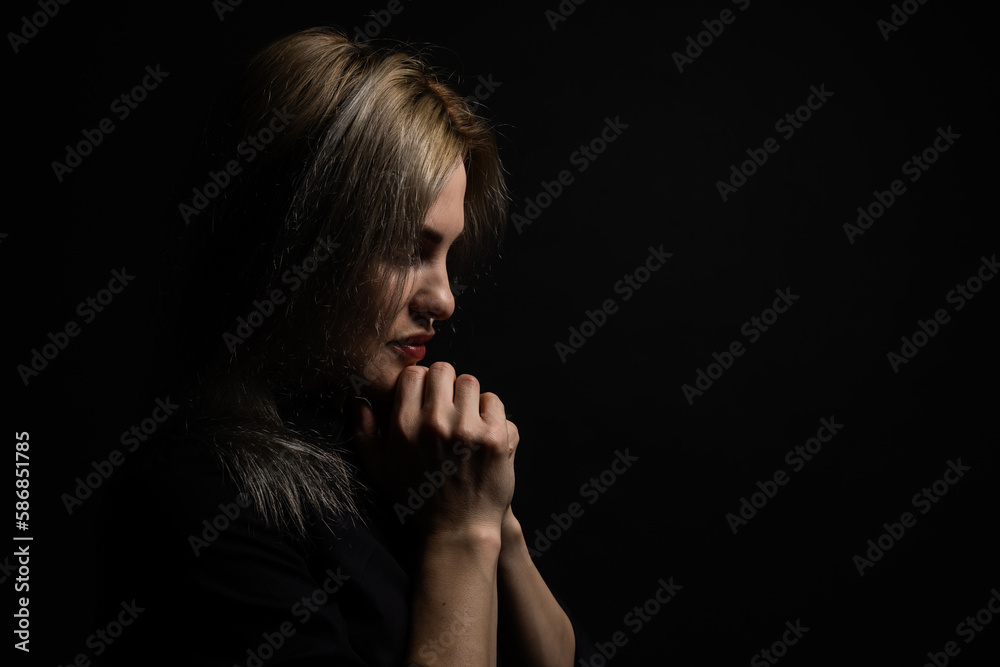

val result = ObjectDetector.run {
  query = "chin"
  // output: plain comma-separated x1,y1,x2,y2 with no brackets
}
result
357,348,418,403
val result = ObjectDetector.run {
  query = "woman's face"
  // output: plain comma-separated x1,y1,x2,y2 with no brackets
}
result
359,160,466,400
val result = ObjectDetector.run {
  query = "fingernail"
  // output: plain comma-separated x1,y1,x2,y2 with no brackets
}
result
351,395,372,415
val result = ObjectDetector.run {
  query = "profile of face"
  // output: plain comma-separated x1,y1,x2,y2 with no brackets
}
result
358,160,466,401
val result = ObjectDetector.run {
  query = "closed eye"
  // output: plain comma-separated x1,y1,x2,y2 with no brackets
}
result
407,225,465,267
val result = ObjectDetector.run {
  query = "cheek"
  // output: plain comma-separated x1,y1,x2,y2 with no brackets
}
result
358,346,413,401
373,267,416,320
357,264,418,398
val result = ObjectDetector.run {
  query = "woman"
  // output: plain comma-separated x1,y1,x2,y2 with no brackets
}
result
97,26,591,665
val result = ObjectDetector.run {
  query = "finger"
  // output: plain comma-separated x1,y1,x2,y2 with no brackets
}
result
350,397,384,473
351,396,378,441
423,361,457,416
479,391,505,424
453,374,480,417
505,419,519,458
392,365,427,435
351,396,378,442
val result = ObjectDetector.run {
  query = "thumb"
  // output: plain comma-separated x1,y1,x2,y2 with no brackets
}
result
349,396,389,488
350,395,380,446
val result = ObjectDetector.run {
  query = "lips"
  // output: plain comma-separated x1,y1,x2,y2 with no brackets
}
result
388,333,432,361
388,341,427,360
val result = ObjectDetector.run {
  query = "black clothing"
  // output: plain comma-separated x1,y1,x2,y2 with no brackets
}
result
95,402,592,665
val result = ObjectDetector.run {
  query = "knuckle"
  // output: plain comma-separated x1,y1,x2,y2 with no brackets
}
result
505,420,519,443
428,361,456,376
480,391,504,411
455,373,480,390
480,427,507,452
401,365,427,380
453,422,479,446
420,412,451,437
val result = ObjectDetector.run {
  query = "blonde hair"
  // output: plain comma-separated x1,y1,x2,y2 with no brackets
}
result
170,27,508,534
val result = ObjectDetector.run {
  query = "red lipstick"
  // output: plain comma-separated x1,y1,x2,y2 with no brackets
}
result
388,333,433,361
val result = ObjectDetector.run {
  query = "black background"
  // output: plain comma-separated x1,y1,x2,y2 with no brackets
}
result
6,0,998,665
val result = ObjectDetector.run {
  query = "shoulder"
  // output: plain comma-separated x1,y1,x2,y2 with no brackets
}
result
101,433,347,568
96,433,411,665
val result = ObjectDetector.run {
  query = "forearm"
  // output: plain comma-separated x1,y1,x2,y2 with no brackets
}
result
407,527,502,666
497,515,576,667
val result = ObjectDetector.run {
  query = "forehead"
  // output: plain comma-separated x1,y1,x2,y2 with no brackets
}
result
423,161,466,239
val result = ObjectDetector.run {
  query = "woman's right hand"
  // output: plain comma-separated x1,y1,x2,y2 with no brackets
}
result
351,361,518,540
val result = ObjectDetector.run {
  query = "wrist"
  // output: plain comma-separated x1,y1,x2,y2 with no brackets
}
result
422,522,504,557
499,510,529,568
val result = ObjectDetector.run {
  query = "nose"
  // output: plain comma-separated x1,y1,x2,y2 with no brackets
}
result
411,261,456,325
